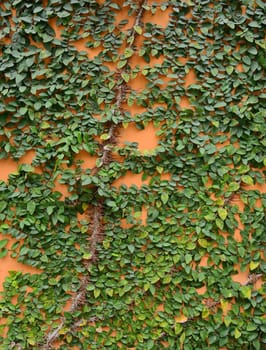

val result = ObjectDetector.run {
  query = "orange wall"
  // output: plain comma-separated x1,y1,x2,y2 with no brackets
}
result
0,0,265,324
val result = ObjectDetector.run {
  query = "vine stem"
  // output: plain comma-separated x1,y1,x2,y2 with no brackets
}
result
39,1,147,349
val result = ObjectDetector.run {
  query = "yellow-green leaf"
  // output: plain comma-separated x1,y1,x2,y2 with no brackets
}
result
102,240,110,249
28,338,36,346
162,275,172,284
121,72,130,83
82,252,92,260
204,213,215,221
133,211,142,218
180,332,186,345
124,48,134,58
134,25,142,34
240,285,252,299
106,288,113,297
250,261,260,270
241,175,254,185
174,323,183,335
198,238,208,248
156,166,163,174
218,208,228,221
145,253,153,264
234,328,241,339
144,283,150,291
117,60,127,69
216,218,224,230
40,121,50,129
220,299,229,313
224,316,232,327
161,193,169,204
66,334,72,343
228,182,240,192
94,288,101,298
100,133,110,140
226,66,234,75
202,308,209,319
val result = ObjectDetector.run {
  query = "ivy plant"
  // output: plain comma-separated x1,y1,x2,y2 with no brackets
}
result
0,0,265,349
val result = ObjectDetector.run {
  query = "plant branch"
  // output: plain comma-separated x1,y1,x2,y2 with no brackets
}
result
39,2,147,349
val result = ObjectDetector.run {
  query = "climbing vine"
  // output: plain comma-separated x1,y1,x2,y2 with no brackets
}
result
0,0,265,349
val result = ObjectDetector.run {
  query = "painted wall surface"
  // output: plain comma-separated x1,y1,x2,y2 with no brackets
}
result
0,3,171,288
0,0,265,349
1,1,264,291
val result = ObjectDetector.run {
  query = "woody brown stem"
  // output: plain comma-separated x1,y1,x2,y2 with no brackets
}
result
40,2,147,348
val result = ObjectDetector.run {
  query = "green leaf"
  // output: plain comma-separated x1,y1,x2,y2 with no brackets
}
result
103,240,110,249
202,308,209,319
198,238,208,248
46,206,55,216
228,182,240,192
20,246,29,256
216,218,224,230
224,316,232,327
0,201,7,212
241,175,254,185
0,239,8,249
117,60,127,69
40,121,50,130
150,275,160,284
83,252,92,260
161,193,169,204
128,244,135,253
226,66,234,75
94,288,101,298
109,2,120,9
174,323,183,335
121,73,130,83
133,211,142,218
124,48,134,58
27,202,36,215
205,143,217,154
214,101,226,108
19,164,34,172
173,255,180,264
238,164,250,174
0,248,8,258
106,288,113,297
234,328,242,339
40,255,49,263
162,275,172,284
185,254,192,264
246,96,258,105
218,208,228,221
187,242,196,250
211,68,218,76
238,246,245,258
139,47,146,57
248,21,260,28
0,224,9,231
100,133,110,140
156,166,163,174
252,339,261,350
180,332,186,346
106,200,116,208
149,284,155,295
48,278,58,286
134,25,142,34
240,285,252,299
204,213,215,221
250,261,260,270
